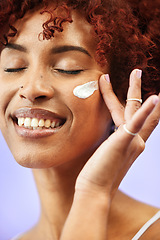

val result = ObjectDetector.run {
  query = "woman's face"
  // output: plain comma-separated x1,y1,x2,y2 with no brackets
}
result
0,7,111,168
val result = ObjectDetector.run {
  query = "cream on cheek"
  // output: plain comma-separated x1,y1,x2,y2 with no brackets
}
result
73,81,98,99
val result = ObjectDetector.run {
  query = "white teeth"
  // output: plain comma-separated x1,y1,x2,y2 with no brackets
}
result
51,121,55,128
39,119,45,127
55,122,60,127
17,117,62,129
18,117,25,126
44,119,51,128
31,118,39,128
24,117,31,127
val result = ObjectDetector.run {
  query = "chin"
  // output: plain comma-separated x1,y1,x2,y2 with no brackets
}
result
12,150,55,169
12,150,73,169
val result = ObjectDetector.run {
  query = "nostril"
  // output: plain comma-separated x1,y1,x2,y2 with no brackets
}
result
35,95,47,100
18,84,55,101
19,94,26,99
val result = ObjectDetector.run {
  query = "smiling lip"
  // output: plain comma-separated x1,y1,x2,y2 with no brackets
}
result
12,108,66,139
12,108,66,120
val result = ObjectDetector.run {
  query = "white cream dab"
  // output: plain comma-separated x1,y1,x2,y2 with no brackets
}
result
73,81,98,99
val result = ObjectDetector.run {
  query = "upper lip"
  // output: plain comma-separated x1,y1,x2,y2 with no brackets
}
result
12,108,66,122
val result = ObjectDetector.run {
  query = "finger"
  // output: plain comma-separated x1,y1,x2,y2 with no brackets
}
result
125,69,142,121
111,135,145,197
139,93,160,142
124,95,159,138
99,74,124,127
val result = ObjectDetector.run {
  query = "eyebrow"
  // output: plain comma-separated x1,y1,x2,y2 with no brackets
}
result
4,43,92,57
51,45,92,57
4,43,27,52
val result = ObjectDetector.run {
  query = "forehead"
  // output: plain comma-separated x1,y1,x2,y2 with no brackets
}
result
7,7,96,54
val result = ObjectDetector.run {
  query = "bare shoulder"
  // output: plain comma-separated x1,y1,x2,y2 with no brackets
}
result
108,191,159,240
140,219,160,240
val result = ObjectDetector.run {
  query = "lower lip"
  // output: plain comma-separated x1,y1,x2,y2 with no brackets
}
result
14,122,63,139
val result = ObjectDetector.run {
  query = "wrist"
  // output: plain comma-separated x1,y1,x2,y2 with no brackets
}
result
73,188,111,213
75,176,112,203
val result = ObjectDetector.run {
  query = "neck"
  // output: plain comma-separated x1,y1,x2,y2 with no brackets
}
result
31,160,132,240
32,159,86,239
26,166,158,240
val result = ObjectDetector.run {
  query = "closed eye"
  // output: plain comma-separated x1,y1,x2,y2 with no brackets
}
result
55,69,84,75
4,67,27,73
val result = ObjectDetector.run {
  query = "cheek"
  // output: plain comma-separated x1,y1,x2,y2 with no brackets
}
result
68,85,111,138
61,80,110,127
0,80,19,138
0,82,17,115
0,83,7,128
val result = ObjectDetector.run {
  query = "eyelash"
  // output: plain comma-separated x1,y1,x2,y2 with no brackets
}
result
4,67,27,73
55,69,84,75
4,68,84,75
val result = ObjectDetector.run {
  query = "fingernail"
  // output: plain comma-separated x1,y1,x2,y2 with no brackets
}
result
136,69,142,79
105,74,110,83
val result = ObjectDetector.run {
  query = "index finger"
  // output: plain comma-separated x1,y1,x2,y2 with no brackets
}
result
99,74,124,127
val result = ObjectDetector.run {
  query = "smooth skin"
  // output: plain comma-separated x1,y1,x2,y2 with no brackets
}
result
0,6,160,240
60,71,160,240
0,10,110,169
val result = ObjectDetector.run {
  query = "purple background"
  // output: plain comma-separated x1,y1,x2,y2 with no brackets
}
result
0,124,160,240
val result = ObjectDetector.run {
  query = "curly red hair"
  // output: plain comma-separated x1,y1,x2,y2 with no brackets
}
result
0,0,159,101
126,0,160,99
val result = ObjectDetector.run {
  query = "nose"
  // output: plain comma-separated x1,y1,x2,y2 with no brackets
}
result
19,74,55,102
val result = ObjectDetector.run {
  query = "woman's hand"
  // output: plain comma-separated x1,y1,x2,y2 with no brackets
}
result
75,69,160,197
60,69,160,240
